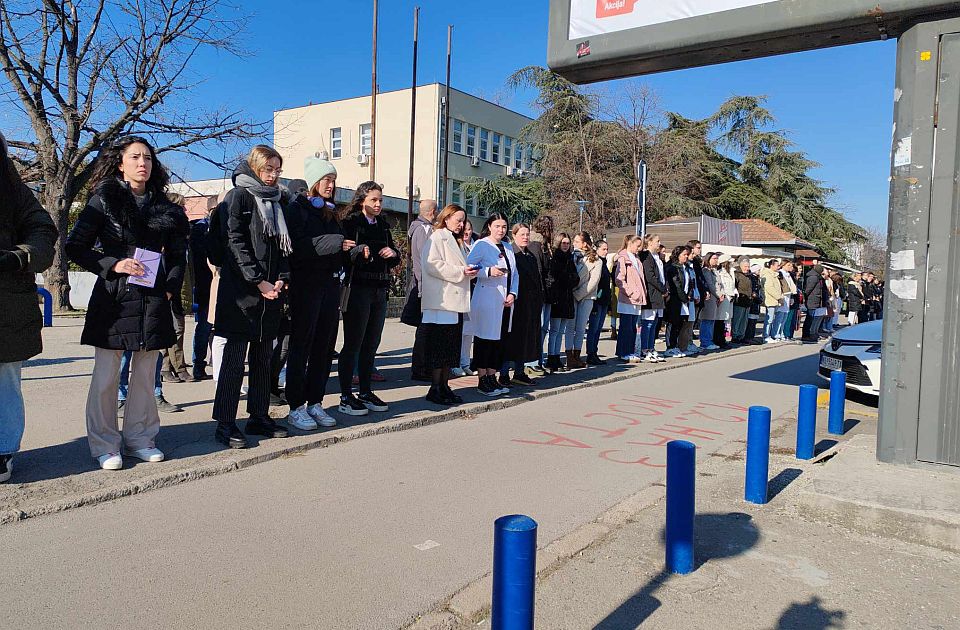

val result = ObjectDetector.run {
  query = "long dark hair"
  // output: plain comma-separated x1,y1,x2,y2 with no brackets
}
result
553,231,572,258
342,180,383,221
670,245,691,264
88,136,169,198
480,211,510,239
533,214,554,245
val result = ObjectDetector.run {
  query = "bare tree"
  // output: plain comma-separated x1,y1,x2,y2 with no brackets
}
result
0,0,264,310
861,224,888,278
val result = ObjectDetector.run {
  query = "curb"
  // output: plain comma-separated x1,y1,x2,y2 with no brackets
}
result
3,342,786,526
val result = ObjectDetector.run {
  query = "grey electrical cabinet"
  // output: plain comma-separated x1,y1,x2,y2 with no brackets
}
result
879,18,960,466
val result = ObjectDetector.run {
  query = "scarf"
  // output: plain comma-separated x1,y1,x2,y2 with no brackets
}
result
234,173,293,256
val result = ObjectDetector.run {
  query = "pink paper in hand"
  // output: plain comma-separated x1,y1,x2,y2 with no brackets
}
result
127,248,161,288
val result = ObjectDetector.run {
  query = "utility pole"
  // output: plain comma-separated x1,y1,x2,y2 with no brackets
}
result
441,25,453,204
370,0,379,181
407,6,420,244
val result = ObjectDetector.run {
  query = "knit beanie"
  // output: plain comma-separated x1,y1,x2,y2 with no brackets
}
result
304,154,337,191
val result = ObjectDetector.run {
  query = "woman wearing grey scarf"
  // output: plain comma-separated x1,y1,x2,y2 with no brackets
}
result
211,145,292,450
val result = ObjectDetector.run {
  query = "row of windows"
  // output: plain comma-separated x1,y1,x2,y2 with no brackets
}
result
449,120,534,171
328,124,372,160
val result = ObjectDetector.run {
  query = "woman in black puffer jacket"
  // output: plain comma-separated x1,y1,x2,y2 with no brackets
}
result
66,136,188,470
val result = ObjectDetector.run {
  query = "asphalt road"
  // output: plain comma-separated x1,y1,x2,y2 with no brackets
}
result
0,343,821,629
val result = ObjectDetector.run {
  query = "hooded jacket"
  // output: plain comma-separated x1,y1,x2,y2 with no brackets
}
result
66,178,189,351
0,141,58,362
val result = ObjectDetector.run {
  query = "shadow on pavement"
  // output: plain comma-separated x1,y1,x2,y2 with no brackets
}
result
729,354,819,387
815,439,839,455
768,468,803,501
593,512,760,629
23,356,90,368
776,595,845,629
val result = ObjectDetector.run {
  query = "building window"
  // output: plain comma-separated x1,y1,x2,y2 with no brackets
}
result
465,192,476,215
504,137,513,167
439,117,447,157
492,133,502,164
360,123,372,156
514,142,524,169
479,129,489,161
451,180,462,205
330,128,342,159
466,125,477,157
453,120,463,154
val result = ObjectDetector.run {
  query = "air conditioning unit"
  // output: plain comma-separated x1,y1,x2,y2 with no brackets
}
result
317,150,329,160
470,156,480,167
357,154,370,166
505,166,516,176
405,185,421,199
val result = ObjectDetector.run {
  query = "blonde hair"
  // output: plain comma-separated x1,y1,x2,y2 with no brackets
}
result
247,145,283,174
620,234,642,252
166,192,185,206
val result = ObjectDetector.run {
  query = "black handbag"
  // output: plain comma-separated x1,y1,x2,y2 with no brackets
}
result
400,280,422,327
340,229,358,314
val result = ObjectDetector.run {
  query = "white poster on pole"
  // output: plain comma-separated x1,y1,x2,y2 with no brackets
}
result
569,0,775,40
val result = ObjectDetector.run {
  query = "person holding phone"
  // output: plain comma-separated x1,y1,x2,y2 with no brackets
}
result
337,181,402,416
209,145,292,449
419,204,478,404
466,212,519,396
66,136,189,469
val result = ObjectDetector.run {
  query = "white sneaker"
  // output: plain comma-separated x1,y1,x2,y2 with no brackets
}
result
461,366,477,376
763,337,776,344
287,406,318,431
306,403,337,427
664,349,681,358
643,352,657,363
97,452,123,470
705,344,721,351
651,352,666,363
123,447,164,463
450,367,466,378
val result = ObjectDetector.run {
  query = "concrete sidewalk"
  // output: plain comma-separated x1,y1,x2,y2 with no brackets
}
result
3,317,788,523
463,401,960,630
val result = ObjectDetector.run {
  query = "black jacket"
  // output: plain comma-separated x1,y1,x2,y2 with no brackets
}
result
545,248,579,319
284,194,349,288
66,178,189,351
342,212,401,289
595,261,612,308
189,218,214,310
0,165,58,362
213,163,291,342
665,261,693,323
734,269,753,308
639,250,667,310
803,267,826,310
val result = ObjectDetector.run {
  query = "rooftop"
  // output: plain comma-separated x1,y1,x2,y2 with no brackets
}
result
731,218,817,250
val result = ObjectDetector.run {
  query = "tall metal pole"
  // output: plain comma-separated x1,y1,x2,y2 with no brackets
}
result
370,0,379,181
407,6,420,244
636,160,648,236
441,25,453,204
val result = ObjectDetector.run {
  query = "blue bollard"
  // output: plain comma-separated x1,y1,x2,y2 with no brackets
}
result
745,406,772,504
796,385,818,460
491,514,538,630
828,370,846,435
36,287,53,327
665,440,696,575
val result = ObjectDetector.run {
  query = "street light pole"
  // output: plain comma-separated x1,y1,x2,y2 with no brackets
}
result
575,200,590,233
636,160,647,236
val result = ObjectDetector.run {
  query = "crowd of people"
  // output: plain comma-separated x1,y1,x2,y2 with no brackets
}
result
0,135,885,480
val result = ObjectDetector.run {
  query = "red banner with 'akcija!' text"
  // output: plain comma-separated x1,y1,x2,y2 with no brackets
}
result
596,0,639,18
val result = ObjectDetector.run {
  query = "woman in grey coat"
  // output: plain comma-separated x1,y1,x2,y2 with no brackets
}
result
0,132,58,483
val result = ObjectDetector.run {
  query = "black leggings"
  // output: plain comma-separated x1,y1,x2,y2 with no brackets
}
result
285,283,340,409
338,286,388,395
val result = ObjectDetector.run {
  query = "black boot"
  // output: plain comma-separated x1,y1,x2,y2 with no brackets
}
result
426,385,450,405
215,420,249,449
246,415,289,438
441,384,463,404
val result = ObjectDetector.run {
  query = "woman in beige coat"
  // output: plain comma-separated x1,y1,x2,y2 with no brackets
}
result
420,204,478,405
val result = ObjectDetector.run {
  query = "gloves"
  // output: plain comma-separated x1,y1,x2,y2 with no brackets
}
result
0,250,24,272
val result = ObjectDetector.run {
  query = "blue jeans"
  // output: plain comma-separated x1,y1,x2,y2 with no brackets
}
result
616,313,638,358
586,301,607,357
193,306,213,373
700,319,714,348
638,318,657,354
119,351,163,401
772,311,788,339
548,318,569,355
566,299,594,353
0,362,25,454
764,308,777,339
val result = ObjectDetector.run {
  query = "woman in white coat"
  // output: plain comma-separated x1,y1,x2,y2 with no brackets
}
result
715,254,738,349
567,232,602,368
466,212,519,398
420,204,478,405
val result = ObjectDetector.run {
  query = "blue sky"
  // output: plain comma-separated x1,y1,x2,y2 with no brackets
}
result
178,0,896,229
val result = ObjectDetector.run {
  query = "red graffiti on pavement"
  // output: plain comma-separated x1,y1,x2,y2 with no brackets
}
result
511,394,743,466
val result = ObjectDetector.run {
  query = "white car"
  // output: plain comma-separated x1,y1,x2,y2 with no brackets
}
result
818,320,882,396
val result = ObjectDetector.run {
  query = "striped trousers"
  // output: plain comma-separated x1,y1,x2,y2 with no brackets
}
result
212,336,273,424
